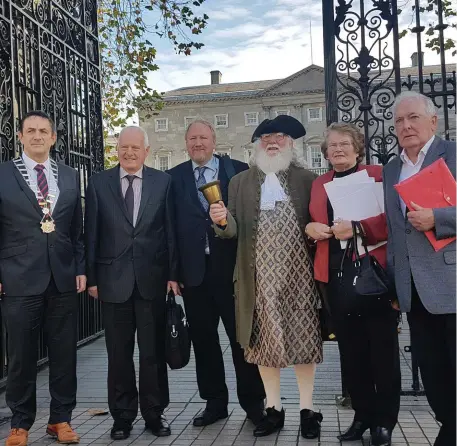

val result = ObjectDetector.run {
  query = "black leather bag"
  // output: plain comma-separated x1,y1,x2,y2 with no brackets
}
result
328,221,392,315
165,291,191,370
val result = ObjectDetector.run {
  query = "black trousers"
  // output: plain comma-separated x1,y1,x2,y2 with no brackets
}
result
1,278,78,430
182,259,265,413
102,284,169,424
333,309,401,430
407,282,456,446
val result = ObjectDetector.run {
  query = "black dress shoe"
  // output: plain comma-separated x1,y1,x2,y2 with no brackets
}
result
145,415,171,437
253,407,285,437
193,409,228,427
110,421,132,440
246,409,266,426
300,409,323,439
371,426,392,446
337,420,370,441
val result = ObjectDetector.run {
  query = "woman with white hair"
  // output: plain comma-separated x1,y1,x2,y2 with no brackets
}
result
209,115,324,439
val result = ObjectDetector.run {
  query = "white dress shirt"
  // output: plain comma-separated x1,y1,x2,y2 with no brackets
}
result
120,166,143,226
398,136,435,215
22,152,60,212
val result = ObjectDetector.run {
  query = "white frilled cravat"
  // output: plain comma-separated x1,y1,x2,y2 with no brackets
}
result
260,172,287,210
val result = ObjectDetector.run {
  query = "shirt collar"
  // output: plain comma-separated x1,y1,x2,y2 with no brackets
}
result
400,135,435,165
22,151,51,171
120,166,143,179
192,155,217,173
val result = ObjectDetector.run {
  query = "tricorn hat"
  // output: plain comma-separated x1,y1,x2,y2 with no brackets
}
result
251,115,306,143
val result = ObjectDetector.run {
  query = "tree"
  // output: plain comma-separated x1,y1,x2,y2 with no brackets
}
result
98,0,209,133
398,0,456,57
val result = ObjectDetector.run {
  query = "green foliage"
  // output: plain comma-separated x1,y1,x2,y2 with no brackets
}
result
98,0,209,133
398,0,456,57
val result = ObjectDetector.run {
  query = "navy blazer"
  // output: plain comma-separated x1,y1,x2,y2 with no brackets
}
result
0,160,84,296
168,155,248,288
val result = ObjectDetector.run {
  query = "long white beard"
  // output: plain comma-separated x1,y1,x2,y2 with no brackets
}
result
255,147,293,174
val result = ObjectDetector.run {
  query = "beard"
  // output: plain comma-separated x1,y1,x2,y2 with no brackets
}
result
254,143,293,174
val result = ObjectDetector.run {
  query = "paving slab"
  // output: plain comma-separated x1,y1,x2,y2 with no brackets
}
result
0,312,435,445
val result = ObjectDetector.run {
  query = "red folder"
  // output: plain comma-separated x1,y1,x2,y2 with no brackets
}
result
394,158,456,251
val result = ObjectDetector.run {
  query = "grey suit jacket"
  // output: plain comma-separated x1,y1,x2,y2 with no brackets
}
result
383,136,456,314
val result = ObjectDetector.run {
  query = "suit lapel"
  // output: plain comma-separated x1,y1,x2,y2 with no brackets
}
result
183,160,206,216
136,166,155,227
108,165,133,226
218,156,229,203
12,163,43,216
420,136,444,170
51,164,66,217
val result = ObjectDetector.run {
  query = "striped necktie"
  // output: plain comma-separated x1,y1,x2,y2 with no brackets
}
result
34,164,48,198
196,166,208,211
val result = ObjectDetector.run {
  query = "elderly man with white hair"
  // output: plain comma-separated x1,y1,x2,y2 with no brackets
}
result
85,126,179,441
383,91,456,446
209,115,323,439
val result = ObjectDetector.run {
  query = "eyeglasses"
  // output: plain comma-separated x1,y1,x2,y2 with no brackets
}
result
260,133,286,142
327,141,353,150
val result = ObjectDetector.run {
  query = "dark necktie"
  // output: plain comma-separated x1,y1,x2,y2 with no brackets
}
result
125,175,135,222
34,164,48,198
196,166,208,211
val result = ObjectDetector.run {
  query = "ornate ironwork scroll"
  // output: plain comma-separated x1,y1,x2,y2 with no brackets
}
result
0,0,103,175
331,0,401,164
323,0,455,165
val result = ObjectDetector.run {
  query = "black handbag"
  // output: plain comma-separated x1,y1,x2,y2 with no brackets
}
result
165,291,191,370
328,221,392,315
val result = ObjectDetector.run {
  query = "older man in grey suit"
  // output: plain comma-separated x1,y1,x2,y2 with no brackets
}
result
383,91,455,446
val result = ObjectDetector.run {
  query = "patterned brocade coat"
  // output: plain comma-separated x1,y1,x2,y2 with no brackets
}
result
214,164,318,349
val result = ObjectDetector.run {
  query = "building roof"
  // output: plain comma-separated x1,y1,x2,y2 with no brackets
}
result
161,63,455,104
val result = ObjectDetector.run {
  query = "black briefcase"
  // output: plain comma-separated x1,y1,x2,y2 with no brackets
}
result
165,291,191,370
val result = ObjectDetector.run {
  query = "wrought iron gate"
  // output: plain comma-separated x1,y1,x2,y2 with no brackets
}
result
322,0,456,397
322,0,456,165
0,0,104,382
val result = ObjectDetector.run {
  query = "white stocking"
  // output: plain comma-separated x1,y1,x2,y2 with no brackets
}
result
258,365,282,410
294,363,317,410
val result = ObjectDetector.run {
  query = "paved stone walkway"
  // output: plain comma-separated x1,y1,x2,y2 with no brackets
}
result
0,313,438,446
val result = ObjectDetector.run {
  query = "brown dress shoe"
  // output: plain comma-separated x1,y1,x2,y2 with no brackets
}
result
46,423,80,444
5,428,28,446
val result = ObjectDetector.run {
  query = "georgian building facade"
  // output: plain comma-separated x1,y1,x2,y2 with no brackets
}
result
139,61,455,172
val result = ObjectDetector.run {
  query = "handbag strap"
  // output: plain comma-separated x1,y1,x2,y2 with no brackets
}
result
354,221,370,257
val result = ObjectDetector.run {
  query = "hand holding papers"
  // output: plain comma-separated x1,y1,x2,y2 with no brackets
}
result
324,169,385,252
394,158,456,251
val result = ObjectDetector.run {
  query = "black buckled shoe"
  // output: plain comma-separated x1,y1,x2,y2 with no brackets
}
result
253,407,285,437
337,420,370,441
145,414,171,437
371,426,392,446
110,421,132,440
300,409,323,439
193,409,228,427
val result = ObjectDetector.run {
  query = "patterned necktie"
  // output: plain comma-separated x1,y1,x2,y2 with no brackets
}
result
34,164,48,198
196,166,208,211
125,175,135,222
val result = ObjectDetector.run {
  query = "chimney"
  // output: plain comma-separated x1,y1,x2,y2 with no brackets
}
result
210,70,222,85
411,51,424,67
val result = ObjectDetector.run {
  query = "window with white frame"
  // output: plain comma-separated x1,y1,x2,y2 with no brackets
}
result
244,112,259,126
156,154,171,171
307,107,322,122
309,145,322,168
215,150,231,158
214,114,228,128
155,118,168,132
275,109,290,116
184,116,197,129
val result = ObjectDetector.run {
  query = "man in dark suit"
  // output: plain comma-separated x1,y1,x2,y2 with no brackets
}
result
0,111,85,446
384,91,455,446
85,126,179,440
167,119,265,427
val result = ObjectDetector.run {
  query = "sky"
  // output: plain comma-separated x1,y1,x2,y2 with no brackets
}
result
146,0,457,94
